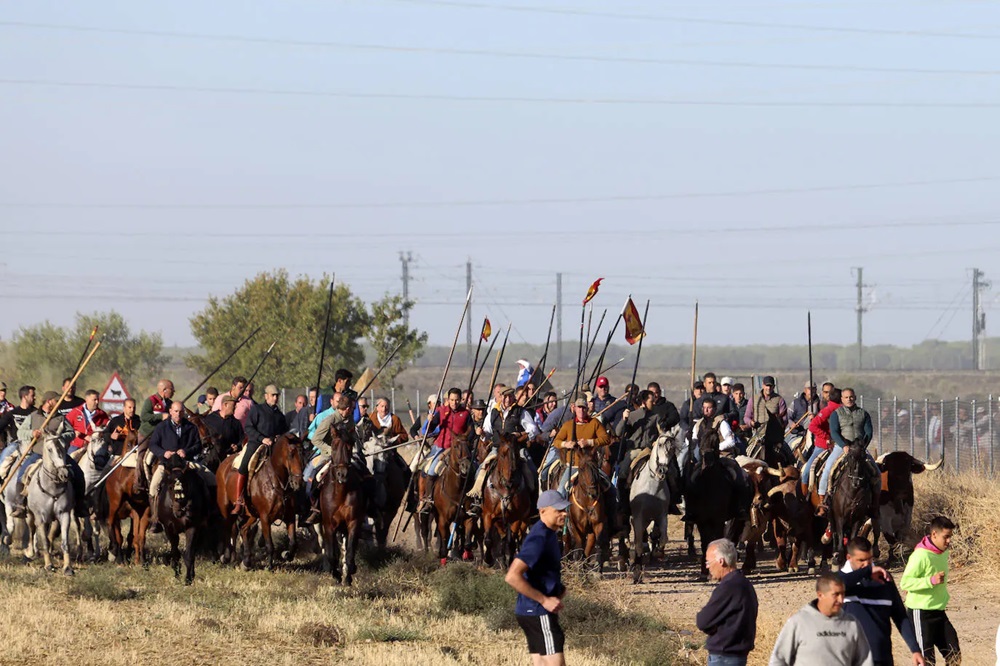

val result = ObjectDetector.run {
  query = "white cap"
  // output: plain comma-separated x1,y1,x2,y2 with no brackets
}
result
721,376,734,386
516,359,531,368
427,393,437,405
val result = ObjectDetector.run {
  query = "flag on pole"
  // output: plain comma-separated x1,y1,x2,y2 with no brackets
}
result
623,297,646,345
481,318,492,341
583,278,604,306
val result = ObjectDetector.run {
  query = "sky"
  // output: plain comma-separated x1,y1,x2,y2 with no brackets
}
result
2,0,1000,350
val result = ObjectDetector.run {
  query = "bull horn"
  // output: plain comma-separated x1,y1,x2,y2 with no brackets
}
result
923,454,945,472
766,467,784,477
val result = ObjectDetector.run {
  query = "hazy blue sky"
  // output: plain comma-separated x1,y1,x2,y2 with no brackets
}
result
2,0,999,349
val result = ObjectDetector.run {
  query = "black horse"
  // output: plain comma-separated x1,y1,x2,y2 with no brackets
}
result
828,440,881,567
154,456,212,585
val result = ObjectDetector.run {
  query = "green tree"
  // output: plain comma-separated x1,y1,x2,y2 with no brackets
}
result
12,312,168,392
366,294,428,388
187,270,370,389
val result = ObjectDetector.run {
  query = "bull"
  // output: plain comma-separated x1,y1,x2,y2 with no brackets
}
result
874,450,943,563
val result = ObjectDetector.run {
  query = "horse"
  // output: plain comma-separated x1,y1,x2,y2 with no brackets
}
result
683,427,747,580
827,440,881,567
481,435,532,568
761,465,822,574
316,424,366,585
361,433,411,549
416,437,472,564
153,454,212,584
25,434,76,574
75,426,114,563
216,433,304,570
103,430,153,565
627,426,679,583
564,446,611,572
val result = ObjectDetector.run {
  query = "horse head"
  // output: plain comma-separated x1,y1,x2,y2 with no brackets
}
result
87,426,112,469
699,426,722,469
649,436,673,481
275,433,304,492
448,437,472,477
493,436,519,492
188,414,223,470
42,435,69,484
328,424,354,485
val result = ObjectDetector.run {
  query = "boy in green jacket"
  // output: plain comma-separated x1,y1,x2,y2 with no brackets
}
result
899,516,959,666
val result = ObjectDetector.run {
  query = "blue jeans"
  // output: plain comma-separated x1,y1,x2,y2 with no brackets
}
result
707,655,747,666
423,446,444,477
802,445,825,487
539,446,560,485
818,444,876,495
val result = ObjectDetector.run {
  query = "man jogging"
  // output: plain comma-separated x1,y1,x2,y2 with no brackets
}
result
840,537,925,666
506,490,569,665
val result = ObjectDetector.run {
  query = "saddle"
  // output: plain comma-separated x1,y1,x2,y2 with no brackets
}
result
419,454,447,477
628,448,651,475
19,460,44,496
807,449,833,494
232,445,269,483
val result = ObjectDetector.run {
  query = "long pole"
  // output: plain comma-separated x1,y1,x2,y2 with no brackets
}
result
73,325,99,381
466,319,488,395
807,311,815,414
587,297,628,390
565,300,587,535
538,304,557,376
485,323,511,403
314,278,336,414
690,302,699,405
355,339,406,398
237,340,277,401
393,287,473,542
618,300,650,466
180,326,262,405
581,308,607,386
2,341,102,494
470,329,499,390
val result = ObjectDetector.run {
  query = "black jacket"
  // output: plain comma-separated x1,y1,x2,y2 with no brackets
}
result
149,418,202,460
203,412,245,451
650,399,681,432
245,402,288,446
695,570,758,657
839,564,920,662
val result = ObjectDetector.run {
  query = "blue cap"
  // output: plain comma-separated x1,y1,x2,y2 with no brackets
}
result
537,490,570,511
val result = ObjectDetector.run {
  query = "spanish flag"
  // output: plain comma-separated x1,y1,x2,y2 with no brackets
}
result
624,297,646,345
481,317,492,341
583,278,603,306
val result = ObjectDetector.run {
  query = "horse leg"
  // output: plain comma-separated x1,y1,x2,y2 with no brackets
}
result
38,519,54,571
60,512,74,575
631,512,644,584
344,521,358,586
168,530,181,578
283,516,296,562
482,513,495,567
184,527,197,585
24,511,37,561
685,521,696,558
260,518,275,571
239,516,258,570
136,507,151,568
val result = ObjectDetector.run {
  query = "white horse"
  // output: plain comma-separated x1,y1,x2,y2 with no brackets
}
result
75,427,112,562
628,424,682,583
0,442,31,552
25,435,75,574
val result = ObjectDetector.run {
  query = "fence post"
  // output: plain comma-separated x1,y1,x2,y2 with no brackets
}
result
909,398,915,455
876,398,883,452
923,398,930,460
972,398,979,472
391,387,396,415
940,399,945,468
893,396,898,451
990,394,995,478
416,389,421,417
955,397,961,473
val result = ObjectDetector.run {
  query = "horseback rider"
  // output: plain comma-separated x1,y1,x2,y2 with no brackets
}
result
729,383,750,453
304,390,364,524
355,397,375,443
231,385,288,515
55,378,85,417
686,398,750,523
614,389,675,519
12,390,88,519
804,387,841,499
744,376,791,464
147,401,202,533
202,394,245,458
549,398,612,498
66,389,110,452
0,386,37,459
106,398,140,456
817,387,875,516
212,376,254,425
369,397,409,442
137,379,174,492
693,373,739,428
788,382,820,435
466,387,539,515
413,387,471,511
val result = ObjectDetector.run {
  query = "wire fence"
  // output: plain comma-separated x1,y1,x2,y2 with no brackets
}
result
858,395,999,476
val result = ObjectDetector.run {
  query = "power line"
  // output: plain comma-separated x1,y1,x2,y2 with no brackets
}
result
387,0,1000,41
6,77,1000,108
2,177,997,212
3,20,999,77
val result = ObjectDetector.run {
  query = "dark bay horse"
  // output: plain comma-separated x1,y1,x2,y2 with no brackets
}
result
482,436,532,568
828,440,881,566
564,447,610,572
154,455,212,584
317,425,365,585
460,433,493,561
104,430,152,565
417,437,472,564
217,433,304,570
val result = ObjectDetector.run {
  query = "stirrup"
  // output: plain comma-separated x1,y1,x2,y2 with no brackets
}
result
10,504,26,519
304,504,322,525
467,498,482,516
231,498,246,516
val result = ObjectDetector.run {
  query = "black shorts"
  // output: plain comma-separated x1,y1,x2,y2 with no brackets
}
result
516,614,565,656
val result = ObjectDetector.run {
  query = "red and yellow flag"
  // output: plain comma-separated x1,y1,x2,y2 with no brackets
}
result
624,297,646,345
481,317,492,341
583,278,604,306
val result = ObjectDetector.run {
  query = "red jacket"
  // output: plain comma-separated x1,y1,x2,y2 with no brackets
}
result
430,405,471,450
67,404,110,450
808,401,841,451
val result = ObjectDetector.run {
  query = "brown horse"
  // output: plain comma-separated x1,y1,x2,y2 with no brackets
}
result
564,447,610,572
216,433,304,570
763,466,821,574
104,430,152,565
317,424,365,585
417,437,472,564
460,433,493,561
482,436,532,568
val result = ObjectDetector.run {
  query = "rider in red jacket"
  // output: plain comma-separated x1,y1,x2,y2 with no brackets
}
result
66,390,110,451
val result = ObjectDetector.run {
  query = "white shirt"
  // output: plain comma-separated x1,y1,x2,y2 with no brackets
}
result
483,406,540,440
692,417,735,452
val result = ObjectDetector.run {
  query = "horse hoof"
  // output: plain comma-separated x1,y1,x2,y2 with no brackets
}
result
184,578,194,586
789,566,799,573
63,568,75,577
45,565,56,573
808,567,816,575
281,550,293,562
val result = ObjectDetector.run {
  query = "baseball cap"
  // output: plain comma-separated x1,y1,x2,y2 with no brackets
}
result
264,384,279,396
427,393,437,405
693,380,705,390
574,397,588,408
42,390,60,403
221,395,237,405
762,376,776,386
501,387,516,397
595,376,609,389
720,376,734,386
471,399,488,410
537,490,570,511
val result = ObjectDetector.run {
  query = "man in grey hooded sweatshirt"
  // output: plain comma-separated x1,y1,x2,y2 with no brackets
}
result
770,572,874,666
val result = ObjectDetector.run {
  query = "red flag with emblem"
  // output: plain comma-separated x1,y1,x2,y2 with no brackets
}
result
481,318,491,341
623,297,646,345
583,278,603,306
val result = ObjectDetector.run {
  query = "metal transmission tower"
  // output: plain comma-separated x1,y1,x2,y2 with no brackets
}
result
973,268,990,370
852,267,872,370
399,251,413,327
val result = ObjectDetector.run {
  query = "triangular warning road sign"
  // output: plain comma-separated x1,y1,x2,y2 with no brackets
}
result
100,372,132,402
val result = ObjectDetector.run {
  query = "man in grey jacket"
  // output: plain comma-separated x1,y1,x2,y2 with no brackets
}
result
770,572,874,666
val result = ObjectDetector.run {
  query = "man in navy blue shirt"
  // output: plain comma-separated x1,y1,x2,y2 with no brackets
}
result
506,490,569,665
